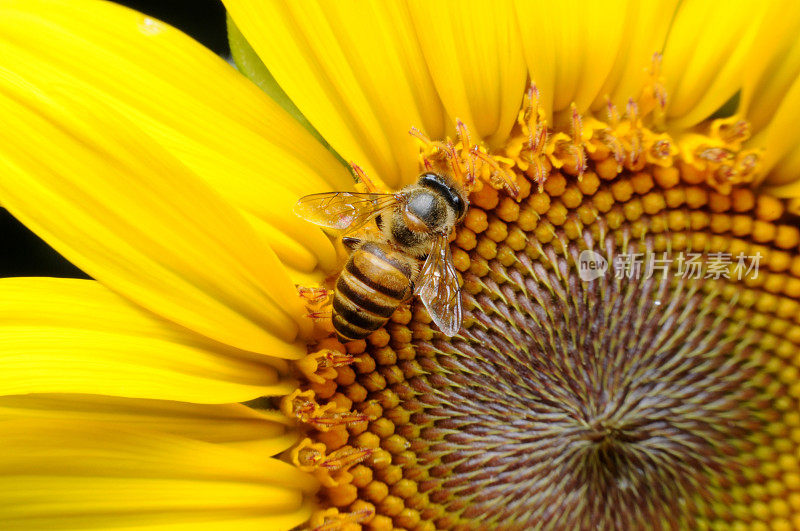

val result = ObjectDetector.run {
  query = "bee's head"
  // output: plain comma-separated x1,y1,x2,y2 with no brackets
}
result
395,172,468,237
417,172,467,223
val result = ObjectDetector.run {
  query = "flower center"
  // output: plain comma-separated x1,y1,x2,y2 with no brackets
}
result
396,200,765,529
287,80,800,530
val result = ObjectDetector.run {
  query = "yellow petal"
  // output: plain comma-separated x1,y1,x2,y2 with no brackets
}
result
593,0,680,113
662,0,772,129
0,0,347,282
0,66,310,350
763,141,800,193
408,0,528,148
0,418,314,530
739,4,800,191
738,3,800,134
0,394,297,455
224,0,446,188
751,66,800,188
515,0,653,120
0,278,302,403
763,177,800,199
226,13,333,154
243,210,334,277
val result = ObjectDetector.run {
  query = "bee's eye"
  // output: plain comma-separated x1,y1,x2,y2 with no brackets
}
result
451,193,466,220
418,172,440,188
407,193,435,217
418,172,465,220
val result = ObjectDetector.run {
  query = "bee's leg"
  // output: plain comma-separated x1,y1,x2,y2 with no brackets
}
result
403,281,415,302
405,257,427,300
342,236,362,250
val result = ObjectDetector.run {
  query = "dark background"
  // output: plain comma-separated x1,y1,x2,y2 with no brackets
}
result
0,0,228,278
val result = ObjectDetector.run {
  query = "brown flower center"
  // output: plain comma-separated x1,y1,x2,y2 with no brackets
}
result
287,86,800,530
404,215,763,529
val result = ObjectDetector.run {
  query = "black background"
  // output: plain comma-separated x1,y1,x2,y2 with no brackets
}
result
0,0,228,278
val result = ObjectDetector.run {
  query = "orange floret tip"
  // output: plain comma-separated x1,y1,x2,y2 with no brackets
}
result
297,284,335,322
306,411,369,431
470,146,520,199
297,285,331,303
293,438,374,488
297,349,357,384
282,389,367,431
324,447,374,478
282,389,326,421
547,103,589,180
292,438,328,472
309,507,374,531
411,118,522,198
711,117,751,147
517,84,551,192
637,52,668,120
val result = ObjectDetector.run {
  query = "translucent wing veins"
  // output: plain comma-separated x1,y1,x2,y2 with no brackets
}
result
415,234,462,336
293,192,400,232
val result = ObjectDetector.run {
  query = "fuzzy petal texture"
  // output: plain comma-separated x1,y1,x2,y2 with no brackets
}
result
0,278,302,403
0,415,315,529
224,0,446,188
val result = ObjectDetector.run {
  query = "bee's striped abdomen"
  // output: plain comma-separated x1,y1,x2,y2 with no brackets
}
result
333,242,413,341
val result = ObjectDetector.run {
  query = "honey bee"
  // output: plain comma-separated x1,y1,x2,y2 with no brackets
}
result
294,172,467,341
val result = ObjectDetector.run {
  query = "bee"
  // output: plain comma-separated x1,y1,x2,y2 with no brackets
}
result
294,172,467,341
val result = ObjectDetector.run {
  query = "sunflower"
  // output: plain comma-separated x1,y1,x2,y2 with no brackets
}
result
2,0,800,529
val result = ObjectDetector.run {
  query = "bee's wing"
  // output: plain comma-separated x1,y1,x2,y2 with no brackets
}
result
294,192,400,232
415,233,462,337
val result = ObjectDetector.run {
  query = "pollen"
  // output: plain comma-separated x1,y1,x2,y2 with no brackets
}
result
285,75,800,530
